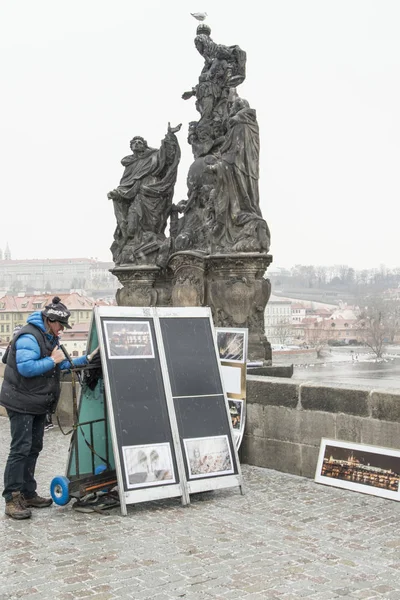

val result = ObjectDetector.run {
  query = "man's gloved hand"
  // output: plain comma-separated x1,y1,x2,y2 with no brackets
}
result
87,346,100,363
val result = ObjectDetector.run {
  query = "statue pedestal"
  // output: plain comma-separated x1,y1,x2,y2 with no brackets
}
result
168,252,206,307
112,265,160,307
112,252,273,363
206,253,272,362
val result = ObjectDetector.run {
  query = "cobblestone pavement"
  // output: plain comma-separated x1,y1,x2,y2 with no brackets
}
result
1,417,400,600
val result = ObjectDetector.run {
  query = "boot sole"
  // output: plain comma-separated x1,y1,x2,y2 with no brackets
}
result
5,512,31,520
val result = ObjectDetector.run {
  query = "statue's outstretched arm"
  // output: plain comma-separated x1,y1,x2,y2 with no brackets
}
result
182,87,196,100
167,122,182,135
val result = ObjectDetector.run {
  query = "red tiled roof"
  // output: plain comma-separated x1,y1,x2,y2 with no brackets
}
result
0,293,95,312
94,299,117,306
61,321,90,341
301,318,355,330
301,316,319,324
66,321,91,333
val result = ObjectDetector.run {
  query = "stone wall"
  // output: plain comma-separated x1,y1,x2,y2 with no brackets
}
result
2,364,400,482
242,376,400,478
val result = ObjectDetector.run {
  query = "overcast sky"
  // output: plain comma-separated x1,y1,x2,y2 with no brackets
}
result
1,0,399,270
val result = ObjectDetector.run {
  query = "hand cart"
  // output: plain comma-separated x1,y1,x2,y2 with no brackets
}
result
50,343,118,509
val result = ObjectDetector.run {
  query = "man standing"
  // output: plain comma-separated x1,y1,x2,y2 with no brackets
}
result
1,296,97,520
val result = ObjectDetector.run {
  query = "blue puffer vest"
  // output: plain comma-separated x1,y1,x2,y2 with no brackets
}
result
0,319,60,415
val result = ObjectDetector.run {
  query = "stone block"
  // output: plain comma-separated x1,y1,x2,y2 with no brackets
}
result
264,406,300,442
300,384,369,416
360,418,400,450
299,410,336,446
247,377,299,408
245,403,265,438
336,413,363,443
241,435,302,475
300,444,320,478
370,391,400,422
246,365,293,378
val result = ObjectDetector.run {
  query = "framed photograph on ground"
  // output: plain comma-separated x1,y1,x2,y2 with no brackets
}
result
122,442,176,489
104,320,154,359
315,438,400,501
184,435,234,479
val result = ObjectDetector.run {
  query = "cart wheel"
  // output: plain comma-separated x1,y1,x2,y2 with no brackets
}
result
50,476,71,506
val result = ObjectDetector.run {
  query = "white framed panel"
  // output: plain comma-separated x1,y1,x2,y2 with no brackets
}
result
94,306,243,513
315,438,400,501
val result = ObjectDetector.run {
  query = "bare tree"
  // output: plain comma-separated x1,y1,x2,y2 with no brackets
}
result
356,294,400,358
273,319,293,346
306,320,329,358
315,265,327,286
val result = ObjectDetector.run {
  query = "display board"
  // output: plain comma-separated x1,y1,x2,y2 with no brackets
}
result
160,315,240,494
95,306,243,515
216,328,248,448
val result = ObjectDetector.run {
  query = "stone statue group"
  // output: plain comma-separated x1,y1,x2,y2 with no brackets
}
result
108,22,271,267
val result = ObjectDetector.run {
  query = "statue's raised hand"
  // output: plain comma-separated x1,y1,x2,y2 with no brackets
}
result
182,89,196,100
107,190,118,200
168,122,182,134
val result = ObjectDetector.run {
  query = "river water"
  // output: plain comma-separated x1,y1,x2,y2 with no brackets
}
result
272,346,400,390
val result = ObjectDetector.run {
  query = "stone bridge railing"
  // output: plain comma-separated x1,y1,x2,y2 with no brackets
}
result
2,362,400,480
242,376,400,478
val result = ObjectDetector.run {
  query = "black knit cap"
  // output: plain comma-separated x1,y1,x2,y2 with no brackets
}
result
42,296,72,329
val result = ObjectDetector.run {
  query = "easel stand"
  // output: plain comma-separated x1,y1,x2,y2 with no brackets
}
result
50,307,244,515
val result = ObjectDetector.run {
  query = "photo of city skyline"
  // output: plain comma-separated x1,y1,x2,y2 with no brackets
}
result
316,440,400,498
324,445,400,474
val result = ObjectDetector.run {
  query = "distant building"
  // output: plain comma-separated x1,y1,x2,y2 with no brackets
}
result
61,321,91,357
301,317,358,346
291,303,306,324
0,257,116,293
0,292,95,344
264,296,292,344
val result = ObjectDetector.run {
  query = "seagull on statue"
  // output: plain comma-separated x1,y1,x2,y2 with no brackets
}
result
191,12,208,21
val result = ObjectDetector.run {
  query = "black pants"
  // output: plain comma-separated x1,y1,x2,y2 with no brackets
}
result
2,409,46,502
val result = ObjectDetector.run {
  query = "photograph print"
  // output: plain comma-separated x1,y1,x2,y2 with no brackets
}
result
122,442,176,489
104,320,154,359
216,329,247,364
184,435,234,479
229,399,243,431
315,438,400,501
229,398,246,450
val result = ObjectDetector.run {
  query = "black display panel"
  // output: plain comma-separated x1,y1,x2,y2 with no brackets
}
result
160,317,223,397
160,316,238,480
174,395,229,438
100,317,179,490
